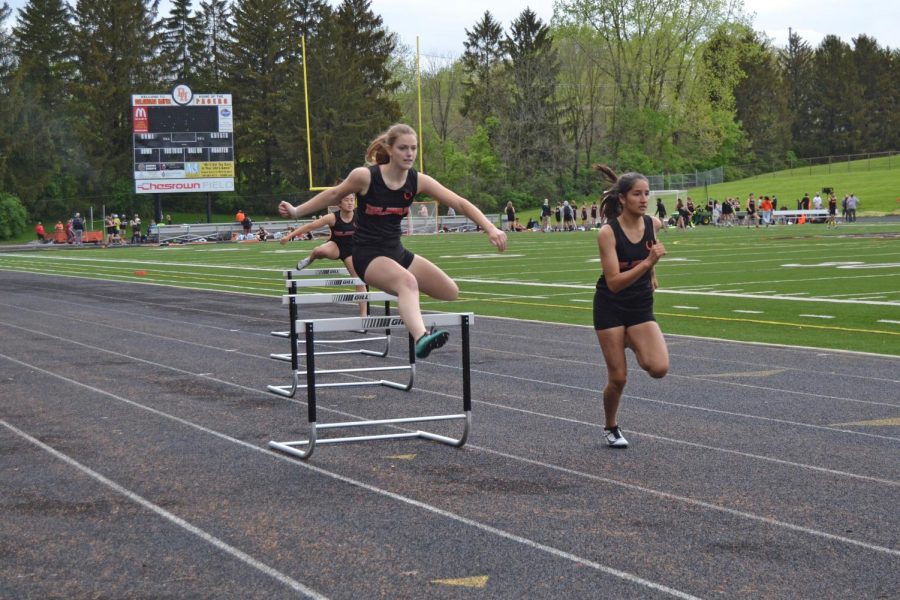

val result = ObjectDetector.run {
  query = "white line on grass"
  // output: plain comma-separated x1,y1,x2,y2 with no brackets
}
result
799,314,835,319
733,310,764,314
672,305,700,310
452,277,900,307
0,420,328,600
878,319,900,325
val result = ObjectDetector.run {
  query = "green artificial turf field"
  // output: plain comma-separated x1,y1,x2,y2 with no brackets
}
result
2,222,898,355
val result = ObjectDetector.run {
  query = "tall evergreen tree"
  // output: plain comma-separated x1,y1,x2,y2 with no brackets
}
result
460,11,504,125
296,0,399,184
224,0,294,194
68,0,162,192
732,31,791,171
780,31,815,157
850,35,894,152
195,0,230,90
158,0,204,86
269,0,330,190
809,35,858,155
500,8,560,187
0,2,17,189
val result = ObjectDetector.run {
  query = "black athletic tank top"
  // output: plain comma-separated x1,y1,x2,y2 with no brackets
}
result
354,164,418,246
330,209,356,250
596,215,655,301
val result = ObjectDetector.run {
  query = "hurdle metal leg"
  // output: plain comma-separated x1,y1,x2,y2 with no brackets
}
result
269,313,474,460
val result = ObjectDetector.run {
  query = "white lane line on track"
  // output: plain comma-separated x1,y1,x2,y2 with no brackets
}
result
0,354,703,600
4,348,899,565
2,321,898,506
0,420,328,600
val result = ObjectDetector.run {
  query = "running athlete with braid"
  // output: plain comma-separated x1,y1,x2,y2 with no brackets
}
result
592,165,670,448
279,123,507,358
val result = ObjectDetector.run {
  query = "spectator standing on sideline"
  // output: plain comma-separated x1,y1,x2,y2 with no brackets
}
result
54,220,64,241
446,206,455,217
235,209,245,224
591,164,668,448
72,213,84,245
759,196,773,227
35,222,46,242
813,193,823,210
654,198,667,228
541,199,552,231
827,194,838,228
590,200,599,228
278,123,506,358
847,193,859,222
131,215,142,244
505,201,516,231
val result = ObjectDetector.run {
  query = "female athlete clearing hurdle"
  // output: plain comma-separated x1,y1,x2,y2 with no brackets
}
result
592,165,669,448
279,123,507,358
280,191,367,317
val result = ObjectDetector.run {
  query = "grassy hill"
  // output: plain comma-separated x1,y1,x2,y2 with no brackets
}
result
688,154,900,215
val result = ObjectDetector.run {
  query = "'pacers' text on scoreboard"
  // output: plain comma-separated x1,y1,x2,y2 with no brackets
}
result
132,87,234,194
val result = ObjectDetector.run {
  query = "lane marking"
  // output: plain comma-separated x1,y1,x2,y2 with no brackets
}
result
798,314,835,319
672,305,699,310
879,319,900,325
431,576,489,588
699,369,785,378
0,420,328,600
0,354,704,600
733,310,763,314
832,418,900,427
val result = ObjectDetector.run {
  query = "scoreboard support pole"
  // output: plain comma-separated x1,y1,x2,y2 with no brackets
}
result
155,194,162,224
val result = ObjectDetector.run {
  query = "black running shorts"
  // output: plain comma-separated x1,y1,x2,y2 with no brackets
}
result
593,290,656,330
352,243,415,281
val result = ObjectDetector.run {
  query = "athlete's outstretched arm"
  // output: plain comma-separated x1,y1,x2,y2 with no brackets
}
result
278,167,370,219
279,213,336,245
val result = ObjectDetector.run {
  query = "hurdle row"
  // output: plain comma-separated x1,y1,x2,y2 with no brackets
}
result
265,267,475,460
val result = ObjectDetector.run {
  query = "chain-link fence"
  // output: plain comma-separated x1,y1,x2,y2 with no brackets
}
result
646,167,724,191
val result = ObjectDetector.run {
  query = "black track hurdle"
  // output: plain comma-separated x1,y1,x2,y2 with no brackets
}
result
267,267,398,398
269,312,474,460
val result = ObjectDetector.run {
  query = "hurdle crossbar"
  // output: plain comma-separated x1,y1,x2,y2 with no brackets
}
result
268,267,396,397
269,312,474,459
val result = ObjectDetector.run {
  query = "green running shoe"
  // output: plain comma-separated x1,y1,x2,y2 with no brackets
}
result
415,329,449,358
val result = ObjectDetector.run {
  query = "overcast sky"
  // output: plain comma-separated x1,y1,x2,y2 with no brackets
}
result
4,0,899,54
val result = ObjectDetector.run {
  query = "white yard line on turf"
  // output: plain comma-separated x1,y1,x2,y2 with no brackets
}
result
452,278,900,307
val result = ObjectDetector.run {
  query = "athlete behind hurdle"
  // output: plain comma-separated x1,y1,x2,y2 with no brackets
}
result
279,123,507,358
592,165,669,448
280,190,367,317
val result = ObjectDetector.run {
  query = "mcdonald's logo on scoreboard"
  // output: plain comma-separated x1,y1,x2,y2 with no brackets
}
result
133,107,148,133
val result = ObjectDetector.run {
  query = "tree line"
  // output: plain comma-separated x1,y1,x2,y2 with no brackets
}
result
0,0,897,225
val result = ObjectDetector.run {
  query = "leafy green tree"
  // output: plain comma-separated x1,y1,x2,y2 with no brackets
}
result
0,192,29,239
158,0,204,85
460,11,504,125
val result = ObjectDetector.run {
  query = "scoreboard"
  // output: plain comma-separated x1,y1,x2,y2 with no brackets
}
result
132,85,235,194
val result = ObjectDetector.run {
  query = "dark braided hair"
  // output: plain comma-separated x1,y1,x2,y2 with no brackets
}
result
592,164,649,221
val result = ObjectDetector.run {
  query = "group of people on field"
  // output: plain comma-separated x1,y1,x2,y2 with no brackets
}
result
279,123,669,448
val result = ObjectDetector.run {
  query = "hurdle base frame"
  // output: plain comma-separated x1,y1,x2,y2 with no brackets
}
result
268,411,471,459
269,312,473,459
